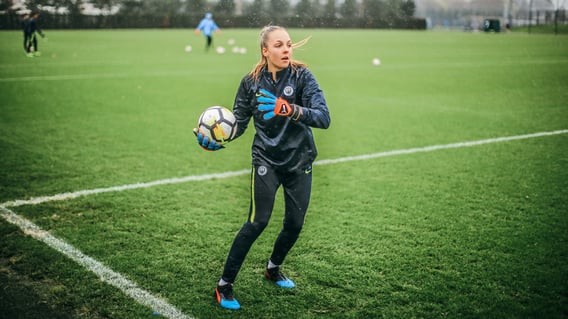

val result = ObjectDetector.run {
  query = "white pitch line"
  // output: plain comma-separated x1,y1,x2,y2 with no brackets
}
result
1,129,566,319
2,169,250,208
0,205,193,319
315,129,568,166
2,129,567,208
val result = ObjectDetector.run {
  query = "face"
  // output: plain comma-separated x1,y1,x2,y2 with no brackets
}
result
262,29,292,73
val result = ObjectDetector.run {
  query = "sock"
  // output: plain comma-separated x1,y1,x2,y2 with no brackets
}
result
218,279,230,286
267,260,279,270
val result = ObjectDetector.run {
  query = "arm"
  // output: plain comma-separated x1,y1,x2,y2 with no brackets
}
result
212,21,221,33
297,70,330,129
194,20,204,34
232,77,254,139
30,19,43,37
256,70,330,129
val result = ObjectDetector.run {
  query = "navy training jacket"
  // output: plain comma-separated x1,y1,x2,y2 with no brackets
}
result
232,65,331,173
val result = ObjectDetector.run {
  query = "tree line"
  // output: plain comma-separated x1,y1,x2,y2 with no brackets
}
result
0,0,425,29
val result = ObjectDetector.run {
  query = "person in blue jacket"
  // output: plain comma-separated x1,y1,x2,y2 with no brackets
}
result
194,25,331,310
194,12,220,51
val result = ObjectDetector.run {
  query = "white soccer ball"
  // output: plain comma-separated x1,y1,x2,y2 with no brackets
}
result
232,46,240,54
228,38,236,45
372,58,381,66
185,45,192,52
197,106,238,144
239,47,247,54
216,46,226,54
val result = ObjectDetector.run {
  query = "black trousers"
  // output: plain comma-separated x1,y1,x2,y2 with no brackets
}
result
221,164,313,283
28,33,38,52
23,33,29,52
206,35,212,49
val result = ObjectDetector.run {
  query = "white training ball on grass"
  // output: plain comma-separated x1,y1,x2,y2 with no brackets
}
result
216,46,226,54
185,45,192,52
228,38,236,45
232,46,240,53
239,47,247,54
372,58,381,66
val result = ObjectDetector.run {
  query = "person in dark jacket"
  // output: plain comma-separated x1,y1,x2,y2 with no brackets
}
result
27,12,45,57
193,25,330,310
21,13,30,54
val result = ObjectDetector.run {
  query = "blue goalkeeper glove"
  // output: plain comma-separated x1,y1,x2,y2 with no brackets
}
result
256,88,302,121
193,128,224,151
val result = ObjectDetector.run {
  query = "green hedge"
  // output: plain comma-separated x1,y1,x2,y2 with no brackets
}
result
0,12,426,30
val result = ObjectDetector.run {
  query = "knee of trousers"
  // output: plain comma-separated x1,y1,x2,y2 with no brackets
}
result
241,220,269,237
282,219,304,235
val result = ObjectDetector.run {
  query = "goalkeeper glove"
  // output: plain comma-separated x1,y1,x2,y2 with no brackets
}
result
256,88,302,121
193,128,224,151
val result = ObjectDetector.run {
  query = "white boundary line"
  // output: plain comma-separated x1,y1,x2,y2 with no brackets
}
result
0,129,566,319
315,129,568,165
3,129,567,208
0,205,193,319
2,170,250,208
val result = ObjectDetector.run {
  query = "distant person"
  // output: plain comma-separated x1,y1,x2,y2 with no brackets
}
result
193,25,331,310
27,12,45,57
21,13,30,54
194,12,220,52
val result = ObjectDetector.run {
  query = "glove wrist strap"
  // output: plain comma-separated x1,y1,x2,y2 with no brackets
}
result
290,104,303,121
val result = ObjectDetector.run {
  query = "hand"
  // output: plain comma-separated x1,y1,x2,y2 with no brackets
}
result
256,89,302,121
193,128,224,151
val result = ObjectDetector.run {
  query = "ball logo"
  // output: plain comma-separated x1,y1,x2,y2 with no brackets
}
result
283,86,294,97
213,123,227,140
258,166,267,176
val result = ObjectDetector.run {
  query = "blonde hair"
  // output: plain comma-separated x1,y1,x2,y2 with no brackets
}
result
249,25,311,81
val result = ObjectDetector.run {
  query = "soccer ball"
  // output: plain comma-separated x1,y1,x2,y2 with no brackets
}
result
197,106,238,144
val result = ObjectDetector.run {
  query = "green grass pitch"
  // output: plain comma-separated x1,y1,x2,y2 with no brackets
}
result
1,29,567,318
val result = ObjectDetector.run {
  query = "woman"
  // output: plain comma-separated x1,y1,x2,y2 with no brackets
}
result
194,25,331,310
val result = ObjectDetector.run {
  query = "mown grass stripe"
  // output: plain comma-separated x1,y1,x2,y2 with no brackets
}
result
1,129,566,319
2,129,566,208
0,205,194,319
